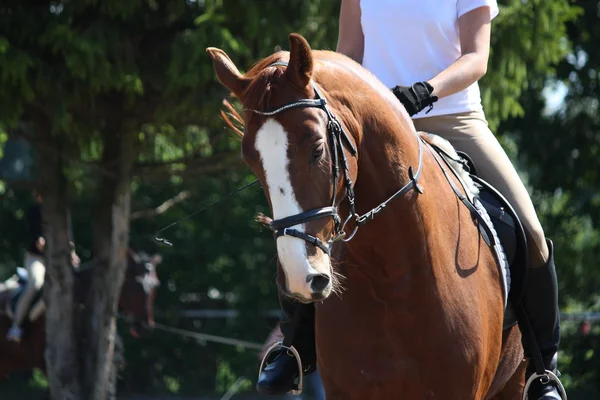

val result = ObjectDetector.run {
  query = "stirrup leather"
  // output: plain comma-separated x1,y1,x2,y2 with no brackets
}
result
258,340,304,395
522,370,567,400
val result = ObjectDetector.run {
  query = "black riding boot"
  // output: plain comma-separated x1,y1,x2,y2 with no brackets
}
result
521,238,565,399
256,292,317,395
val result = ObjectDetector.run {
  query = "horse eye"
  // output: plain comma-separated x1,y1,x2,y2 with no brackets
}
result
312,145,324,159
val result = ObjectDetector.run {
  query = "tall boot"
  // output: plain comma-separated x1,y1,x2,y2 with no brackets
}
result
256,292,317,395
520,238,565,399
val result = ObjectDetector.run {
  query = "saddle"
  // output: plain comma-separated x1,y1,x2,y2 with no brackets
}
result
427,141,528,330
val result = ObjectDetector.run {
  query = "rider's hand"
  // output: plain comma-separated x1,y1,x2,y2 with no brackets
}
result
35,237,45,253
391,81,438,116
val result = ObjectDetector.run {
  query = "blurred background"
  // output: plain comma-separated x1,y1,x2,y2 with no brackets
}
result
0,0,598,399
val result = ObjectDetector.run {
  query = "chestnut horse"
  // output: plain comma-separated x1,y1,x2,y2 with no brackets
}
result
0,249,161,381
207,33,526,399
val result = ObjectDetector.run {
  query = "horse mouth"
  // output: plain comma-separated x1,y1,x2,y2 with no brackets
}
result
126,319,154,338
285,290,321,304
128,320,142,337
129,326,141,338
292,293,313,304
277,280,331,304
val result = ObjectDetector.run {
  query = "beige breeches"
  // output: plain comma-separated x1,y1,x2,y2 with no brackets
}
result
413,110,549,268
13,251,46,326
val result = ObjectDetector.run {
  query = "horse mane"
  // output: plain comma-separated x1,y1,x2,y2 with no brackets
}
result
242,53,287,110
220,99,244,138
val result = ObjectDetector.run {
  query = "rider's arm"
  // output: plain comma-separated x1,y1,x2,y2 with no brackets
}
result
426,6,493,99
336,0,364,63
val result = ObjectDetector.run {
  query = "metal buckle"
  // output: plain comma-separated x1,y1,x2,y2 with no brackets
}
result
522,370,567,400
331,231,346,242
257,341,304,395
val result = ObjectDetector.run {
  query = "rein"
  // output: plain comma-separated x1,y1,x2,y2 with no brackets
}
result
247,61,424,255
153,179,260,246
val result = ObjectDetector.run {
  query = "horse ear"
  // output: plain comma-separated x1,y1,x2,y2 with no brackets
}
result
151,254,163,266
285,33,313,89
128,248,141,264
206,47,249,98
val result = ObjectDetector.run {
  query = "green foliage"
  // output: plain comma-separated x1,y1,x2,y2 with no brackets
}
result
481,0,582,131
499,0,600,308
0,0,341,394
0,128,7,158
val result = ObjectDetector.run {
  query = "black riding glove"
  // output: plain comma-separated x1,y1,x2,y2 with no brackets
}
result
391,81,438,116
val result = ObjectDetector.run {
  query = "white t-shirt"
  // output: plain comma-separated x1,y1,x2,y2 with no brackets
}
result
360,0,499,118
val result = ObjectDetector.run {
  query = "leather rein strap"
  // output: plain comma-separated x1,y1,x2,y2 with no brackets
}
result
246,61,424,255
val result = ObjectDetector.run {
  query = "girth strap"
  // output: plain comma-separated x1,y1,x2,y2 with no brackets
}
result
426,141,497,248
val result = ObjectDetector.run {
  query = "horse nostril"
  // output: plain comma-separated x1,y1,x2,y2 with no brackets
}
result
307,274,330,293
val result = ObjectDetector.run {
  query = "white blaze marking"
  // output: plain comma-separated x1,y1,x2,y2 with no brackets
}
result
255,119,328,297
136,263,158,294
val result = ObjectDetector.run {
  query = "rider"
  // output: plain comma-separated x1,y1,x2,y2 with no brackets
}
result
6,189,80,343
257,1,563,399
6,188,46,343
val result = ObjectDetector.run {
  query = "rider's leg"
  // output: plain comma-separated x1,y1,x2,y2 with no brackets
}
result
257,291,316,395
7,252,45,342
413,110,563,399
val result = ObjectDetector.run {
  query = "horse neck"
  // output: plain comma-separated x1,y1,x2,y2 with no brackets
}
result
316,56,426,244
337,94,431,280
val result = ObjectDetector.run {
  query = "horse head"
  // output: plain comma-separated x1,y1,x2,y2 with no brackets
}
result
119,249,162,337
207,34,368,303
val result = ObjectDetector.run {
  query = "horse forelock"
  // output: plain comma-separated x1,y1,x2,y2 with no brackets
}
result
241,52,289,113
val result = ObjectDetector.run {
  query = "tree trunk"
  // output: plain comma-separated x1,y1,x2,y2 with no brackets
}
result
39,109,137,399
39,134,81,399
82,126,137,400
107,333,124,400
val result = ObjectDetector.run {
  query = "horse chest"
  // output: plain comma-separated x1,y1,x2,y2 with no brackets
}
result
314,267,490,398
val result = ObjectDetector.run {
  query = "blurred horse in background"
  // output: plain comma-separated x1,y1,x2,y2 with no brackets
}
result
0,248,161,381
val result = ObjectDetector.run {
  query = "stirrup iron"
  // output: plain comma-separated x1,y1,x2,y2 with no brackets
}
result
522,370,567,400
258,340,304,395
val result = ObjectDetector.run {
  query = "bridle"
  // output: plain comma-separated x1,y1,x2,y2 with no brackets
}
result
248,61,424,255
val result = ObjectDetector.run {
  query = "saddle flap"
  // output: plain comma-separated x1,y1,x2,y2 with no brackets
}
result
470,174,529,306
